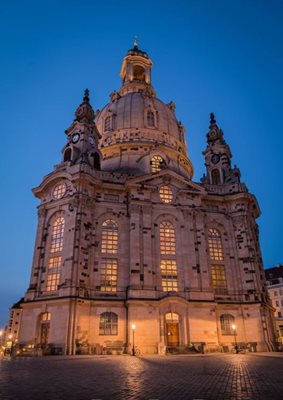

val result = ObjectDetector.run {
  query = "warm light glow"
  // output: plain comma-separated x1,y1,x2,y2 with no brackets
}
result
0,330,3,337
231,324,236,331
160,221,176,255
151,155,164,173
208,228,224,261
131,324,136,331
159,185,173,204
8,334,13,340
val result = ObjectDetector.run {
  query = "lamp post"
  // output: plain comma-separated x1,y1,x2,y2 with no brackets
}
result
131,324,136,356
231,324,237,353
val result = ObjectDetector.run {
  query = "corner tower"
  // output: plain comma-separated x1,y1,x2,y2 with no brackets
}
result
96,42,193,178
202,113,241,186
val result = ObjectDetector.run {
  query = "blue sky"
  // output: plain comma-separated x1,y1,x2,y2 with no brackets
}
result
0,0,282,327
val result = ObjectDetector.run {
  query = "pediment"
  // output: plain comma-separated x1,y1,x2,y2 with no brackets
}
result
126,169,206,194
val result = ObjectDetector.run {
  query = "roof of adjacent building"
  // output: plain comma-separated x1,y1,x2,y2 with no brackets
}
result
265,265,283,285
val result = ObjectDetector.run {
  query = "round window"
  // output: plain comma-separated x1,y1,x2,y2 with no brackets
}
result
159,185,173,204
53,183,66,199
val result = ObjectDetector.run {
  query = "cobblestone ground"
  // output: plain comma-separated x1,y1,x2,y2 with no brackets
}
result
1,354,283,400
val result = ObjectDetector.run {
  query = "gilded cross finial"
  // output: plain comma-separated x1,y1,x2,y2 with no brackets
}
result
134,36,138,48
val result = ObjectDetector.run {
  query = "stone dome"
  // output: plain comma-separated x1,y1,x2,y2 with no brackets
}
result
95,45,193,178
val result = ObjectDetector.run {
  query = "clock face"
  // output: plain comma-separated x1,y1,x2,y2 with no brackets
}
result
211,154,220,164
88,136,94,145
72,132,80,144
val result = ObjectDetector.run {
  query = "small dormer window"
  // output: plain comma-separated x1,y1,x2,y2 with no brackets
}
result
104,116,112,132
133,65,145,81
151,155,164,173
147,111,155,127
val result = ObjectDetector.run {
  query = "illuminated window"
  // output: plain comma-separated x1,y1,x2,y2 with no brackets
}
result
208,228,224,261
50,217,65,253
165,312,179,322
46,256,61,291
100,259,117,292
53,183,66,200
40,312,51,321
104,116,112,132
147,111,155,127
211,265,227,288
101,220,118,254
151,155,164,173
160,222,176,255
160,260,178,292
159,185,173,204
220,314,235,335
99,312,118,335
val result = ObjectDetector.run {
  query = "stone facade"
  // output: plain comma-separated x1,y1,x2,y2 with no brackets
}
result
265,265,283,347
16,43,276,355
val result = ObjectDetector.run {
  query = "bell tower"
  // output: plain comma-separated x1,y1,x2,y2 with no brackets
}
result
62,89,102,170
202,113,241,185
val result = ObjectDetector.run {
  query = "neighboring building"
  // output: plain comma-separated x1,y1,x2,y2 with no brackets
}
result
265,265,283,345
7,300,23,343
16,43,275,355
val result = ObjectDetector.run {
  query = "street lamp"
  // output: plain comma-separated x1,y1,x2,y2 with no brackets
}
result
231,324,237,353
131,324,136,356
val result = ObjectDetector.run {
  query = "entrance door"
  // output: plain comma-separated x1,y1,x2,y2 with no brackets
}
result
165,312,180,347
40,322,50,346
167,322,179,346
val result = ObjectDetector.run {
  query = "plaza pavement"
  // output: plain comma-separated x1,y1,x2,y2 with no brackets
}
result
1,353,283,400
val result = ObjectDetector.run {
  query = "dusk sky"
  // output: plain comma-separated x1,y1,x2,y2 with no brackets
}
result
0,0,282,327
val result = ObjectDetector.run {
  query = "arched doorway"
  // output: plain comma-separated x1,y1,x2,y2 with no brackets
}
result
38,312,51,346
165,312,180,347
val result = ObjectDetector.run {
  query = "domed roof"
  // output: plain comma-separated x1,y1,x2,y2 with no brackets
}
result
95,45,193,178
96,92,181,140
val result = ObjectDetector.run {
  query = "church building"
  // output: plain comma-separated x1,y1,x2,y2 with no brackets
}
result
17,42,275,355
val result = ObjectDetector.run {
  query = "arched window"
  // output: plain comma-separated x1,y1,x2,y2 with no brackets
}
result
47,217,64,292
104,116,112,132
211,169,221,185
159,221,178,292
208,228,226,290
160,222,176,255
101,220,118,254
151,155,164,173
92,152,101,170
50,217,65,253
220,314,235,335
147,110,155,127
99,312,118,335
208,228,224,261
100,219,118,292
64,148,72,162
133,65,145,81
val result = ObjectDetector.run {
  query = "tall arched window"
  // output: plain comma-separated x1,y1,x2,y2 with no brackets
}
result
50,217,65,253
151,155,164,173
147,110,155,127
208,228,226,290
101,220,118,254
220,314,235,335
159,221,178,292
47,217,65,292
211,169,221,185
208,228,224,261
160,222,176,255
99,312,118,335
100,220,118,292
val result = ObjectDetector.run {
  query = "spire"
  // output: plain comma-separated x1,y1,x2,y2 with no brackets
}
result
134,36,138,49
207,112,225,145
75,89,95,123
